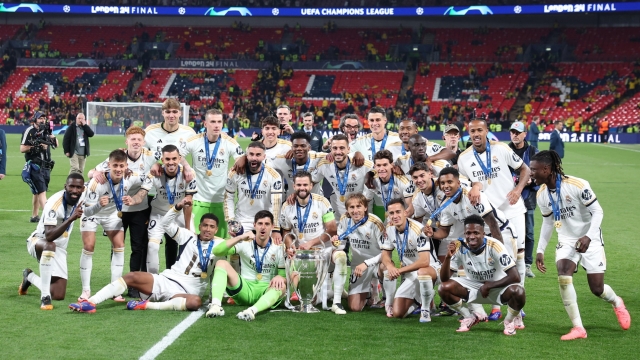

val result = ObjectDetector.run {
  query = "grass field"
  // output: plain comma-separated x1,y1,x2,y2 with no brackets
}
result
1,134,639,359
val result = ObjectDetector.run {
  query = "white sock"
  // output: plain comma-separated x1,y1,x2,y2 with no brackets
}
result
89,278,127,305
382,271,396,307
371,278,380,302
111,247,125,282
404,303,417,318
418,275,434,311
559,275,583,328
28,271,42,291
146,297,187,311
449,299,472,318
516,252,526,287
491,304,501,312
599,284,623,307
332,251,347,305
505,306,519,322
469,303,487,317
80,249,94,292
39,250,55,298
147,240,160,274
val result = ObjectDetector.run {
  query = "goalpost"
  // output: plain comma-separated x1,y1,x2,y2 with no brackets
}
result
86,102,190,135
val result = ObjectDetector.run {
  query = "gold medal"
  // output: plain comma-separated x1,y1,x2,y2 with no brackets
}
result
256,273,263,280
426,219,432,227
63,231,69,238
554,220,562,229
487,179,491,185
206,170,212,176
117,211,123,218
436,221,440,228
250,199,254,206
201,272,207,279
340,195,345,202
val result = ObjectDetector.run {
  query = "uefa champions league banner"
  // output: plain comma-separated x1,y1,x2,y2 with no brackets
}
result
149,60,272,69
17,58,138,68
0,3,636,17
283,61,406,71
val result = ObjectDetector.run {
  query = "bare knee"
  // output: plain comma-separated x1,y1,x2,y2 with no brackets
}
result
438,281,453,297
215,259,230,269
590,283,604,297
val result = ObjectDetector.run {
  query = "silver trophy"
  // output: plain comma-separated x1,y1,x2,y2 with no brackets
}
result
285,233,329,313
228,220,244,236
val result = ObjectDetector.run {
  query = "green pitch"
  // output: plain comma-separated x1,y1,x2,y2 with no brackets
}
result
1,134,638,359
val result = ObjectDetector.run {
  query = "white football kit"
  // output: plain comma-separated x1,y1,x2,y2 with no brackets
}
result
231,240,286,282
365,174,415,209
350,131,404,161
148,166,197,242
280,194,335,244
267,151,326,198
144,123,196,161
312,158,374,218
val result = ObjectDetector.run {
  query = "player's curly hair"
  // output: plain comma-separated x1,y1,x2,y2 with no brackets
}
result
532,150,567,179
373,149,393,164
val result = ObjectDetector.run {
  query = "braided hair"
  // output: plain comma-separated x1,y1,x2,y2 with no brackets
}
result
532,150,567,179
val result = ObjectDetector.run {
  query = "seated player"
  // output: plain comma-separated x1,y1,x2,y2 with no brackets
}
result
530,150,630,340
19,174,85,310
69,197,222,313
206,210,287,321
381,199,440,323
331,194,385,312
438,215,526,335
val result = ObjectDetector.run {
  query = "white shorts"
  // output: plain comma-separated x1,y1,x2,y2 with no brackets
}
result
500,225,518,259
148,211,185,242
395,271,420,301
144,273,189,302
80,213,123,232
556,241,606,274
348,264,379,295
507,214,525,249
26,234,68,279
453,276,520,306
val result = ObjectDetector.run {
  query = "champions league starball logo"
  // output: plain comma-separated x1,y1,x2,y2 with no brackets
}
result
443,5,494,15
204,7,253,16
0,3,44,12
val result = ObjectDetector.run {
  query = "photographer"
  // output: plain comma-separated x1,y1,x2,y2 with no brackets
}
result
20,111,58,222
276,105,294,141
63,112,94,175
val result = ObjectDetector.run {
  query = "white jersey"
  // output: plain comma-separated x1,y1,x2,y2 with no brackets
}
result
181,133,244,203
84,173,153,217
337,214,385,266
35,190,86,250
350,131,403,161
224,165,283,230
144,122,196,161
382,218,431,267
263,139,292,162
450,237,515,283
312,158,374,216
537,176,603,245
93,149,157,212
149,166,197,215
162,208,224,297
396,156,451,180
366,174,415,209
457,141,526,218
439,188,509,239
412,181,447,225
232,240,286,282
267,151,326,197
280,194,334,244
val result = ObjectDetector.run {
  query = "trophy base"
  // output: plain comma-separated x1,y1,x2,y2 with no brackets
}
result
292,303,321,313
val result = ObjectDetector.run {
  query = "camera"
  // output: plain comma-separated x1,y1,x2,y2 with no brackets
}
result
279,124,286,131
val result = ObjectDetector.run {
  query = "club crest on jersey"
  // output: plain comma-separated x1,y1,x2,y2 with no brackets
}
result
565,195,572,203
270,253,276,261
219,148,225,155
581,189,593,201
351,173,357,181
179,139,186,149
227,178,233,186
179,183,184,190
365,232,370,239
48,210,56,218
488,257,495,266
492,156,499,164
437,194,444,201
312,212,318,219
88,192,97,200
393,189,400,195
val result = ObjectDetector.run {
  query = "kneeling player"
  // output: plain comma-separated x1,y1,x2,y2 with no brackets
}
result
439,215,526,335
381,199,440,323
19,174,85,310
331,194,385,312
206,210,286,321
69,198,222,313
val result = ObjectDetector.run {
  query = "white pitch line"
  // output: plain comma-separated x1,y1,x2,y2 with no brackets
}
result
592,143,640,153
139,310,203,360
0,209,31,212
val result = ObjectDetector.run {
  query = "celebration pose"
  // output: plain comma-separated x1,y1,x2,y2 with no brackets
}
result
530,150,630,340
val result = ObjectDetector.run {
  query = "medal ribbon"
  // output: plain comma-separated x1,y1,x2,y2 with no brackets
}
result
204,134,222,173
296,197,312,235
547,174,563,223
107,172,124,212
371,132,388,158
380,176,395,210
334,158,351,197
292,156,311,176
164,166,181,205
246,165,265,200
61,192,78,235
421,180,438,214
338,215,368,240
473,140,493,180
428,187,462,224
396,220,409,264
196,237,215,274
253,239,272,278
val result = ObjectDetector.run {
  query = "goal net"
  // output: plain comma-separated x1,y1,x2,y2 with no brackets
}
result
86,102,190,135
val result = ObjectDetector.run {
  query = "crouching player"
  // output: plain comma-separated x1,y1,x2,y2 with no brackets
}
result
438,215,526,335
19,174,85,310
69,197,223,313
206,210,286,321
381,199,440,323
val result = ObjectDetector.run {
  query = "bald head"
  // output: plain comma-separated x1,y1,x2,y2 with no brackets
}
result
408,134,427,161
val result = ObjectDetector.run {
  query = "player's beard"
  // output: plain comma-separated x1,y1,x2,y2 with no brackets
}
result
296,189,310,201
248,160,261,173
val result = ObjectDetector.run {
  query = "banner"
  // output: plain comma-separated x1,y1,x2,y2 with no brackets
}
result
283,61,406,70
17,58,138,68
149,60,271,69
0,3,635,17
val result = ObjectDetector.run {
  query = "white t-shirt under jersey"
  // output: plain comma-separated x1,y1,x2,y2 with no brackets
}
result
181,133,245,203
457,141,526,218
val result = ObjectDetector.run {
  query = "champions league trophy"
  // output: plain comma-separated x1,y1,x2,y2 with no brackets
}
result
285,233,330,313
228,220,244,236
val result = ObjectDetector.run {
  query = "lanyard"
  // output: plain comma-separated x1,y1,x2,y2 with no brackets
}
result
164,166,181,205
107,172,124,212
338,216,368,240
196,237,215,274
427,187,462,226
380,176,395,210
296,197,312,234
395,221,409,264
371,132,388,158
473,140,492,179
253,239,272,276
334,158,351,196
246,165,265,200
292,156,310,176
204,134,222,172
61,193,78,235
547,174,563,224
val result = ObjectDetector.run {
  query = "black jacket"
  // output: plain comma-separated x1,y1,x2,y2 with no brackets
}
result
508,141,539,210
63,122,95,157
301,129,324,152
